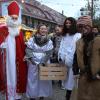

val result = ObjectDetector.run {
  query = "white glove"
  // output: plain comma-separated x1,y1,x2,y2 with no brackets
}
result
96,74,100,80
0,42,7,48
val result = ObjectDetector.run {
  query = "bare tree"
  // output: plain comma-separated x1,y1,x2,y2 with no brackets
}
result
85,0,100,19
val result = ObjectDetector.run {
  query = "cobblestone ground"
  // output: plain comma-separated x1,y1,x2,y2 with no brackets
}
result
0,82,77,100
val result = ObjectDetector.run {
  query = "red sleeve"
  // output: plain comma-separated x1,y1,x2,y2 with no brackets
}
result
0,25,8,45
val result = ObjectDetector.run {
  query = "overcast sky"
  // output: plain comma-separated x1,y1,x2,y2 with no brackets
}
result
37,0,87,18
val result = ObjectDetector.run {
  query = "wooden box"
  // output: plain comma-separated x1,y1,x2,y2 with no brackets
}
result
39,63,67,80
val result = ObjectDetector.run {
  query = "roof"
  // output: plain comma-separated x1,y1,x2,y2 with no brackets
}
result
22,0,66,25
0,0,66,25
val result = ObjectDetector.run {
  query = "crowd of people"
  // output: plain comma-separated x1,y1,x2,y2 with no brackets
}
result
0,1,100,100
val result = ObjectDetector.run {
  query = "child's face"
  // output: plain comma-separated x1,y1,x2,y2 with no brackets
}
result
39,25,48,36
55,26,62,34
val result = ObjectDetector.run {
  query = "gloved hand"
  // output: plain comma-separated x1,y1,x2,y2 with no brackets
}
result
96,74,100,80
0,42,7,48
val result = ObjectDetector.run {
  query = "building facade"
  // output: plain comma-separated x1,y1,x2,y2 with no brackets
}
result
0,0,66,32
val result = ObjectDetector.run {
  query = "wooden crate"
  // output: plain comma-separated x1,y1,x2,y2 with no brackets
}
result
39,63,67,80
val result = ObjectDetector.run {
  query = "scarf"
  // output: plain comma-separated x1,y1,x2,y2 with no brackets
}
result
34,34,49,46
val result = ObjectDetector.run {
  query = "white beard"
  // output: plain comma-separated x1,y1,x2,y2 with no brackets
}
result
6,16,21,37
8,27,20,37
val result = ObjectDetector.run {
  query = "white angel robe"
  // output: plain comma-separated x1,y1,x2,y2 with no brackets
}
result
58,33,81,90
26,37,53,98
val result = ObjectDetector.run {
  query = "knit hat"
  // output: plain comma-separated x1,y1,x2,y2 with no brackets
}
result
77,16,92,27
7,1,20,16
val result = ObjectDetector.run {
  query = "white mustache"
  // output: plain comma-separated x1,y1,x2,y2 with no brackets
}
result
6,16,21,28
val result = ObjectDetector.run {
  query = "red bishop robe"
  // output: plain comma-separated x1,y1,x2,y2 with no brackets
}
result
0,25,28,94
